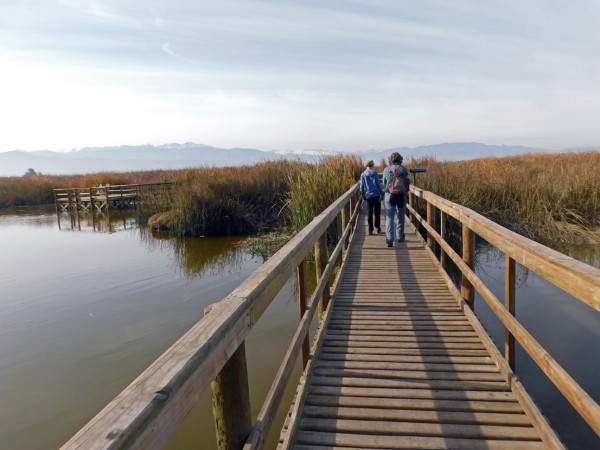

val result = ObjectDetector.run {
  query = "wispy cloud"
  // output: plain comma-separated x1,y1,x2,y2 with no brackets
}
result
0,1,599,151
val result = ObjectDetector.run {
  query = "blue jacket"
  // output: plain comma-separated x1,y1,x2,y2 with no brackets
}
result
360,168,383,199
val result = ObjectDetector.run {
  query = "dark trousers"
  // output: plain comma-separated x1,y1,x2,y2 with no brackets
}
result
366,196,381,231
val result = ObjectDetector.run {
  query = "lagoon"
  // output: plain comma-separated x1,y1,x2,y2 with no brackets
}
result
0,206,598,449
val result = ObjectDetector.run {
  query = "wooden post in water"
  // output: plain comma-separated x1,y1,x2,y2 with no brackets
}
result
315,232,331,319
203,304,252,450
297,260,310,368
341,203,350,253
349,197,355,234
462,225,475,310
427,201,435,251
505,255,516,370
210,342,252,450
440,210,446,267
89,188,94,212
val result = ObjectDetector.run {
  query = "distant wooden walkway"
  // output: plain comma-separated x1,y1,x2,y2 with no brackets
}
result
280,216,548,449
54,182,171,212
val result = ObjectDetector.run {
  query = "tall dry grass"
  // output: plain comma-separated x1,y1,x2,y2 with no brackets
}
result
286,154,363,231
166,161,293,236
409,151,600,243
1,156,362,238
0,170,175,208
167,155,362,237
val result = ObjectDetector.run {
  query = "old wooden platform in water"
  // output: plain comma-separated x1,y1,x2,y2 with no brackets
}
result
281,218,547,449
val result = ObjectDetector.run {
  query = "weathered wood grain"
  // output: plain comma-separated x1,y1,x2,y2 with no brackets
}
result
282,210,563,449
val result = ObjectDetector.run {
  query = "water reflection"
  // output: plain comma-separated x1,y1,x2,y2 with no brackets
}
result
0,205,280,450
545,241,600,269
465,240,600,449
56,208,136,233
141,229,247,278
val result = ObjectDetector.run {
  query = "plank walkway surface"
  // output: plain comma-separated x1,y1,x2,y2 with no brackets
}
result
281,210,546,449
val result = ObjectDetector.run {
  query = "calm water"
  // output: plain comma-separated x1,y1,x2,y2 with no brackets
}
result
1,206,599,449
465,242,600,449
0,206,303,450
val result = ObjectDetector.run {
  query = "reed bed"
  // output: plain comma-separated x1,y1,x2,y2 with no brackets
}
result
167,155,362,238
286,154,363,231
0,170,174,208
164,161,293,236
0,156,362,240
409,151,600,244
239,155,362,257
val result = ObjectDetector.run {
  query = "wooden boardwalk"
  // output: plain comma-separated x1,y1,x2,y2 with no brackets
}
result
63,185,600,449
281,215,547,449
54,182,171,212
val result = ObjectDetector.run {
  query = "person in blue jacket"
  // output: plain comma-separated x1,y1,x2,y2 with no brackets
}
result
382,152,410,247
360,160,384,235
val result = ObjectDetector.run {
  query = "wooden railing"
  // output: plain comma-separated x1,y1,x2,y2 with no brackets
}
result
54,183,172,211
407,186,600,440
60,184,361,450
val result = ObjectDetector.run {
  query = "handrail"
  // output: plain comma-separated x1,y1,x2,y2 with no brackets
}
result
61,183,360,449
407,186,600,438
54,183,172,211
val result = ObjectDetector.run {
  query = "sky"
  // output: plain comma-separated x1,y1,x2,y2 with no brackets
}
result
1,0,599,153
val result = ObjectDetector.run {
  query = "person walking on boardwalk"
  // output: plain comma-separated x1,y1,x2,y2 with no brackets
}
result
383,152,410,247
360,160,384,235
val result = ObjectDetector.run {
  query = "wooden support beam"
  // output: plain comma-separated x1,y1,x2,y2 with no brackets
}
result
505,255,516,371
440,210,446,267
427,200,435,251
210,342,252,450
315,232,331,318
297,260,309,368
461,225,475,310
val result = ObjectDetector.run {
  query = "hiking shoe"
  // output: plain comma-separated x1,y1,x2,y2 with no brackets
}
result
376,227,381,234
387,242,393,247
398,234,405,243
368,229,373,235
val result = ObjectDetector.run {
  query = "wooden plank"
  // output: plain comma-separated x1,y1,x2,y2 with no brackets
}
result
312,367,505,382
302,405,532,425
283,211,563,449
293,432,544,449
307,385,518,402
298,418,539,440
315,360,499,373
304,394,525,413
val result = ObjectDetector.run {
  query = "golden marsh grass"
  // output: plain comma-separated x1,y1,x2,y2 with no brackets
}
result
409,151,600,244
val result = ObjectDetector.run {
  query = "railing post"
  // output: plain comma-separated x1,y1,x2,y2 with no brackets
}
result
341,203,350,253
461,225,475,310
297,260,310,368
210,342,252,450
505,256,516,370
440,210,446,267
427,200,435,251
315,232,331,319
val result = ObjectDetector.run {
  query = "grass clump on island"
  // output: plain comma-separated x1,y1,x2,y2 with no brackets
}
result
409,151,600,244
155,156,362,260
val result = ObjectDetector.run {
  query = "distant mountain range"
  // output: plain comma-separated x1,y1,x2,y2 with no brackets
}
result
0,142,597,177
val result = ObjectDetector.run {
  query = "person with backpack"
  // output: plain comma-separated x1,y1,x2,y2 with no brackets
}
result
382,152,410,247
360,160,384,235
